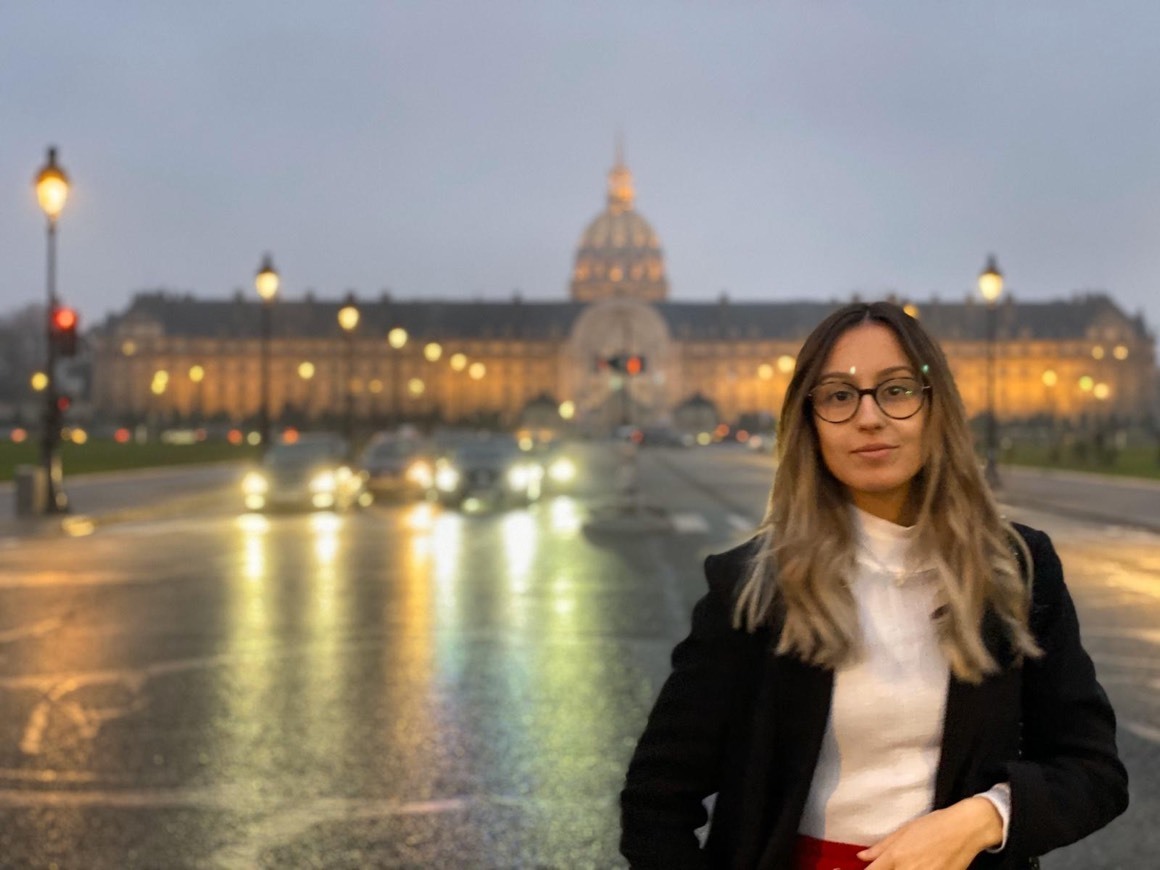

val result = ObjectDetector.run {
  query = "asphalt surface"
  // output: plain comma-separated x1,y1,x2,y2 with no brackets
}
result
0,447,1156,868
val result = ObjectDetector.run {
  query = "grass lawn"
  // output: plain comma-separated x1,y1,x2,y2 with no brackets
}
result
999,443,1160,480
0,439,259,482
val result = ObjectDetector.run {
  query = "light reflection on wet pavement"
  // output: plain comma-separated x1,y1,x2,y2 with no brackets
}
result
0,452,694,867
1,446,1158,867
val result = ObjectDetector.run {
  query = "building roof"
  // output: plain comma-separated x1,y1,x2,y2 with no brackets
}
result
99,290,1153,347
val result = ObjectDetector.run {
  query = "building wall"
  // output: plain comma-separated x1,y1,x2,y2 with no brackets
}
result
91,298,1158,432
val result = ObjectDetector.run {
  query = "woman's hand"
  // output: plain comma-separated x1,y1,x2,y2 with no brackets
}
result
856,797,1004,869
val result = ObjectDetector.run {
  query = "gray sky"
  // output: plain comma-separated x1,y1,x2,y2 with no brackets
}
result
4,1,1160,345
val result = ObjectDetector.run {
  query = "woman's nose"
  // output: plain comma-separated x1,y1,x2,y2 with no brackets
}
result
853,392,885,426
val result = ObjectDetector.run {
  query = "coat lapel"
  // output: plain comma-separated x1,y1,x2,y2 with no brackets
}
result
751,652,834,869
933,606,1009,808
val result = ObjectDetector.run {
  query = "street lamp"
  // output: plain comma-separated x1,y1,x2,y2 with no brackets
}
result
189,365,206,423
337,293,360,450
1042,369,1059,460
35,146,71,513
388,326,409,425
254,254,279,450
297,361,315,421
978,254,1004,489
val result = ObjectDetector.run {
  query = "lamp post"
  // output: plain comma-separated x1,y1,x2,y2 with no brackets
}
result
388,326,409,427
978,254,1004,489
35,146,71,513
337,293,360,451
1042,369,1059,461
254,254,279,450
424,342,443,425
297,361,315,422
189,365,206,423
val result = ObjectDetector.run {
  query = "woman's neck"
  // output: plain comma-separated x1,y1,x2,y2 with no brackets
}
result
849,489,916,527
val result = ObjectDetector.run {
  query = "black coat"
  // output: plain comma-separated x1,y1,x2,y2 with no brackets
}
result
620,523,1128,869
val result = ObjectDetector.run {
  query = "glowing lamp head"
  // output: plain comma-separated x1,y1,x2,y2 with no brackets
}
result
338,294,360,332
978,254,1004,303
255,253,280,301
35,146,70,220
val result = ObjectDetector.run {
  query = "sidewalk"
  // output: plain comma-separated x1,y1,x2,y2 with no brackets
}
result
997,463,1160,534
0,463,244,540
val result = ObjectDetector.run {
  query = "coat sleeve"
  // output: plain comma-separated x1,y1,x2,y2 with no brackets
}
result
620,553,752,869
1003,526,1129,858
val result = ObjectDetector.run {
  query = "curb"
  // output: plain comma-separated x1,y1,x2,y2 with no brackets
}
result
0,485,236,541
1002,464,1160,492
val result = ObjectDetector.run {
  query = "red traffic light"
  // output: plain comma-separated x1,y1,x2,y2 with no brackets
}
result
52,306,78,331
50,306,79,357
625,355,643,376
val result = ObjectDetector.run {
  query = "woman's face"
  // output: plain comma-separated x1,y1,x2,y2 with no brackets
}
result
812,322,928,525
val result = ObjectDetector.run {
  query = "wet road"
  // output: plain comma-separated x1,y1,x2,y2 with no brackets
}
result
0,445,1157,868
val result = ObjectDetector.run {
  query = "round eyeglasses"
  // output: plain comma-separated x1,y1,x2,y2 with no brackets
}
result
809,376,930,423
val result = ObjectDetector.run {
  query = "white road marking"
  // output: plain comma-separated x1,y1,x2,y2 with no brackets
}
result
1122,720,1160,744
727,513,756,534
670,512,710,534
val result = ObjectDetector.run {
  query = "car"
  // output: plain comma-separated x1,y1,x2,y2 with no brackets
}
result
430,436,543,508
359,436,433,499
241,433,367,512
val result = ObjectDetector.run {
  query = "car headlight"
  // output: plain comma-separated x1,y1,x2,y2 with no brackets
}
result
435,464,460,492
548,457,576,484
407,460,434,488
310,471,337,493
507,464,533,491
242,471,268,495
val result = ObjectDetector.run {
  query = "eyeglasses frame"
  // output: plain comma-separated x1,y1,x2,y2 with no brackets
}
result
809,379,931,424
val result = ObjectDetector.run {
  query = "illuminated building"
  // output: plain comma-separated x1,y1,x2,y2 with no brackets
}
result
90,155,1157,435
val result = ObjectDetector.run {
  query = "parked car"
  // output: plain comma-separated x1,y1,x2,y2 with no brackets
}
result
430,436,543,508
242,433,367,512
359,436,433,499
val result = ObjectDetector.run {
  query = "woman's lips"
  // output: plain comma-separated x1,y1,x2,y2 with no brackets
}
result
853,444,895,460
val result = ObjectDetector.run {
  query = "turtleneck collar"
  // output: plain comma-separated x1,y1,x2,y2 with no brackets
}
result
850,504,928,581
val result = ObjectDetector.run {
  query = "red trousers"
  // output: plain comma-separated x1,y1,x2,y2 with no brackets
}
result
790,834,871,870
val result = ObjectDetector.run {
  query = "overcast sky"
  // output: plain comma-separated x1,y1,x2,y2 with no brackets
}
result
4,1,1160,345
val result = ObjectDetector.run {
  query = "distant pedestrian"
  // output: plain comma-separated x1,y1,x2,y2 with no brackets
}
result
620,301,1127,869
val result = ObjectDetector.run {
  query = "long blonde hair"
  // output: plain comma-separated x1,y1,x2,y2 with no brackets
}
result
734,301,1041,683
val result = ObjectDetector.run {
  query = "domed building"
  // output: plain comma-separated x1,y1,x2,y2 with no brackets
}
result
569,150,668,303
88,150,1157,441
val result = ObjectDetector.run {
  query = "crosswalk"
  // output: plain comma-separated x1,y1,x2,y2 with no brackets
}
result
668,510,757,537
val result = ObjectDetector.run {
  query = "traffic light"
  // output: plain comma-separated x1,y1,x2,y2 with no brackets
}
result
51,306,79,357
606,353,647,375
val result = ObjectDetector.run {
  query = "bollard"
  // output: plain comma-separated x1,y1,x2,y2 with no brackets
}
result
14,464,48,516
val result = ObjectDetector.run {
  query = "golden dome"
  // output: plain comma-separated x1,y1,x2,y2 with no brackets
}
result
570,150,668,303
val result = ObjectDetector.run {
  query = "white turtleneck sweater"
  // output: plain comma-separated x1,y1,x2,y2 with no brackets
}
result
797,506,1010,850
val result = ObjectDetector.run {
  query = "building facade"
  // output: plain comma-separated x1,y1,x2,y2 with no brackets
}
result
90,158,1158,437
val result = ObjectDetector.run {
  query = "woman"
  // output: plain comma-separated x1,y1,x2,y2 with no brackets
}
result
620,301,1127,869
